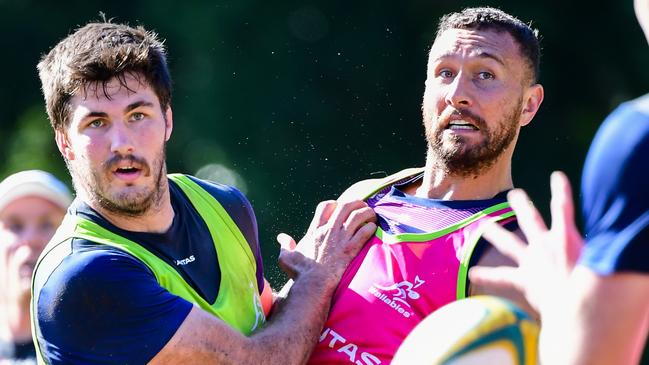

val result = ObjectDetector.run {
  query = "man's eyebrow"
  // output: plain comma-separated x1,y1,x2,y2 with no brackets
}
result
79,101,155,121
476,51,505,66
125,101,155,113
81,111,109,120
431,52,454,63
431,51,506,66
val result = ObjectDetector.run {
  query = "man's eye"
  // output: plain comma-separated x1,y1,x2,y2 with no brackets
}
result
88,119,104,128
131,112,145,121
39,220,56,232
439,69,454,78
8,222,24,234
477,71,495,80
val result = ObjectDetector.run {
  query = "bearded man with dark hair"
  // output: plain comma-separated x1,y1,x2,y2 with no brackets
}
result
307,7,544,364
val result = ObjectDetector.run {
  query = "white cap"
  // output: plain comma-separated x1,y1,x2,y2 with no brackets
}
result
0,170,73,213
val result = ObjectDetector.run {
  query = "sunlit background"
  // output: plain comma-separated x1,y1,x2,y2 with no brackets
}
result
1,0,647,286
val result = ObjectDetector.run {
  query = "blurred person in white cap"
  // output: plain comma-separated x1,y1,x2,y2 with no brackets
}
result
0,170,71,364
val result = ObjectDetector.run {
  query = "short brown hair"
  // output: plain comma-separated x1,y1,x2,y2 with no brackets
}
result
436,7,541,84
37,21,172,131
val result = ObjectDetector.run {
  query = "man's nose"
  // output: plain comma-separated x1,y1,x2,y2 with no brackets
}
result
18,226,48,252
444,73,473,108
110,122,136,155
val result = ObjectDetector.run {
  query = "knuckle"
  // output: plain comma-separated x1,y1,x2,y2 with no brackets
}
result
318,200,335,209
361,208,377,220
340,199,363,211
361,220,375,228
346,210,361,221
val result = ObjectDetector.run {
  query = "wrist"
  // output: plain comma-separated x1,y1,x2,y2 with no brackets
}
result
296,264,341,297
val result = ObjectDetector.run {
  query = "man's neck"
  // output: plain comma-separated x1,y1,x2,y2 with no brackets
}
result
407,154,514,201
87,185,175,234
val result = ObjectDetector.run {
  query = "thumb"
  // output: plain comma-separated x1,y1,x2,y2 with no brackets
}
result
276,233,297,251
277,233,301,279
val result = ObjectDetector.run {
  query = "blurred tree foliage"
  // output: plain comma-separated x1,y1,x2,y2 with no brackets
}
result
0,0,647,286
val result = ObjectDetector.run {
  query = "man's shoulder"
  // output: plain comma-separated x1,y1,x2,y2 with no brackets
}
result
169,175,261,273
172,174,249,205
65,239,144,270
339,167,425,202
33,240,191,365
629,92,649,115
34,239,157,324
582,96,649,198
35,238,147,292
599,95,649,142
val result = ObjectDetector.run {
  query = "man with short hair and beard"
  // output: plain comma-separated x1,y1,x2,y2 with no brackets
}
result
306,7,544,364
31,21,377,364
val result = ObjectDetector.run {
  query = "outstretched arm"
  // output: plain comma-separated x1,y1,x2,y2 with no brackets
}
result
469,171,649,365
543,267,649,365
150,200,376,365
469,172,582,315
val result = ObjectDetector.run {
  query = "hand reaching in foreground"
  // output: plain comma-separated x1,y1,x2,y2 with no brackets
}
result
469,171,584,316
277,200,377,291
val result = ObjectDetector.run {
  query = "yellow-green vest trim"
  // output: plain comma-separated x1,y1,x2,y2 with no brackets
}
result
31,174,264,364
338,167,426,203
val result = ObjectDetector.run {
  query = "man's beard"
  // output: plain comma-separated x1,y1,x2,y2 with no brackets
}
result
424,102,522,177
69,148,167,217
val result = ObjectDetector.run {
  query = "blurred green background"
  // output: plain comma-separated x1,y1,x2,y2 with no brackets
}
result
1,0,647,286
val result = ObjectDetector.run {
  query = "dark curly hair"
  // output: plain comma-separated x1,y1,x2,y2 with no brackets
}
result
37,21,172,131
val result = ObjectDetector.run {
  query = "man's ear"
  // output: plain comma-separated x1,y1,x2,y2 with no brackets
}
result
164,106,173,142
55,129,75,161
519,84,544,127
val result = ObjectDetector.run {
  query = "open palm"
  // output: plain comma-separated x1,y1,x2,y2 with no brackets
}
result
469,171,584,316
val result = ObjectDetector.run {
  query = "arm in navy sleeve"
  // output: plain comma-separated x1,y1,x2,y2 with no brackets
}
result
36,243,192,365
579,99,649,274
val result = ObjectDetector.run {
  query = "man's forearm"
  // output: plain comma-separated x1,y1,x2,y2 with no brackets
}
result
539,268,649,365
150,272,338,365
251,275,335,364
150,200,376,365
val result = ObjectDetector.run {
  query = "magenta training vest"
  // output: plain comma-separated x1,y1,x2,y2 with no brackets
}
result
307,168,515,364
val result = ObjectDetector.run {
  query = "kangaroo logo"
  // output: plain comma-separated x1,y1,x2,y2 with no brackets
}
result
372,275,425,309
249,282,266,332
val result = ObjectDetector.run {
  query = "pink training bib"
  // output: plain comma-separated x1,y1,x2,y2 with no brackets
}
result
307,204,514,365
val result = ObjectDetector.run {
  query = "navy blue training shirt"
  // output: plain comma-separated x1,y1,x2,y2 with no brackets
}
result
34,176,264,364
579,94,649,274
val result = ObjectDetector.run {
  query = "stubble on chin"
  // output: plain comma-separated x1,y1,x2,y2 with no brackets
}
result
68,154,167,218
423,106,521,177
